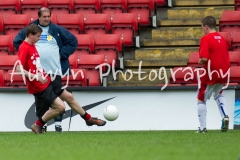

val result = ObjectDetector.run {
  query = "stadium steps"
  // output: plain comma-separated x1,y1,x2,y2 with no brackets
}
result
141,27,204,47
124,47,197,67
143,5,230,47
157,6,233,27
158,19,213,27
142,38,200,47
167,6,234,19
143,6,231,47
135,48,195,60
151,27,205,39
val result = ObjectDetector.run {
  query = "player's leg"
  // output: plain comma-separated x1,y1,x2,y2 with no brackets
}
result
31,83,65,134
41,97,65,122
214,84,228,118
35,91,64,132
32,98,65,134
35,96,49,132
213,84,229,132
51,75,65,132
54,114,63,132
59,90,106,126
196,83,208,133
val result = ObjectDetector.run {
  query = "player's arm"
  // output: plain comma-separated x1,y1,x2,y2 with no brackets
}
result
16,64,35,79
198,36,209,64
16,65,48,84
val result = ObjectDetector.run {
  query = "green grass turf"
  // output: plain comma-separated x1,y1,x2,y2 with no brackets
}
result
0,130,240,160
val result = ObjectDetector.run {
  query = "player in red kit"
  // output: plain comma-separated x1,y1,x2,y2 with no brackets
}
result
16,23,65,133
16,23,106,134
196,16,230,133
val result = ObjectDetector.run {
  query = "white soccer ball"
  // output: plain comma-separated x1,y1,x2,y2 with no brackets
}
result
103,105,119,121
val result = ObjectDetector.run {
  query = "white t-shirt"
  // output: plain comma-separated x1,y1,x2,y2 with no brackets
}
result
35,25,62,75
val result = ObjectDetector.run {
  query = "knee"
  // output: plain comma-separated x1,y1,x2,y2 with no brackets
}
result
58,103,66,114
65,93,74,103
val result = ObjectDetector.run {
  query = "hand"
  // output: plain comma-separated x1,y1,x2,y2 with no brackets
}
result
198,59,203,64
38,74,48,84
198,58,208,64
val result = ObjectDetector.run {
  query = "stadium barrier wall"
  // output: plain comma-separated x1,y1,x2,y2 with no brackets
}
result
0,86,236,132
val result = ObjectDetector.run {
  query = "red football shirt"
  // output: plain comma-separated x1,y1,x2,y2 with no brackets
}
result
18,41,50,94
199,32,230,84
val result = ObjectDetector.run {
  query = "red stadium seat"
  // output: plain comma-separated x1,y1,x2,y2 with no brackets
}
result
101,0,127,14
50,13,57,24
219,11,240,33
21,0,47,16
0,55,18,70
94,34,123,68
77,51,106,86
0,35,14,55
187,52,203,68
0,69,4,86
78,54,105,70
0,14,3,33
28,13,57,24
73,0,100,15
235,0,240,11
230,66,240,83
61,69,87,86
47,0,74,14
127,0,155,26
155,0,167,7
74,34,95,56
111,13,139,47
5,70,26,86
74,49,89,56
56,14,84,35
86,69,101,86
69,53,78,69
231,32,240,51
75,34,95,51
3,14,30,38
83,14,111,37
218,32,231,50
229,51,240,66
75,52,106,86
170,67,197,85
0,0,20,17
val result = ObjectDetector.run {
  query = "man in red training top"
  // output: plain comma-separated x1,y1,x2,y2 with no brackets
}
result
16,23,65,133
196,16,230,133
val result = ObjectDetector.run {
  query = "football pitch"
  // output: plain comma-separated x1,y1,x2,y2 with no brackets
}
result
0,130,240,160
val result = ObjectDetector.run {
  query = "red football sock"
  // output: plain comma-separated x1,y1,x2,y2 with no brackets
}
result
81,112,91,121
85,113,91,120
35,119,45,127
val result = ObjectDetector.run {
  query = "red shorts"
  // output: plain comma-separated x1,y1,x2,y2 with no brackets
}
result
197,83,223,101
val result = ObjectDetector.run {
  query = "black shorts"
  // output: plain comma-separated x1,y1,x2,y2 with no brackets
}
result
34,75,64,118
